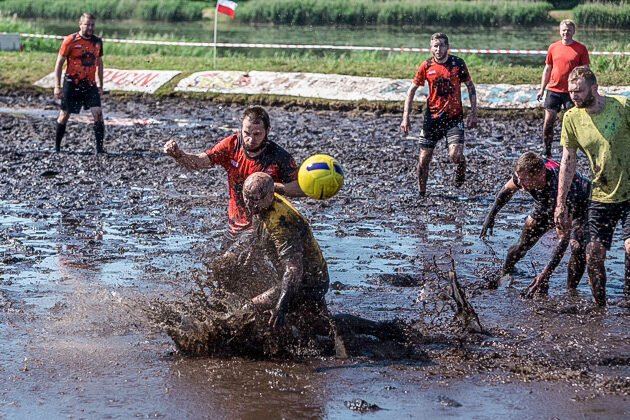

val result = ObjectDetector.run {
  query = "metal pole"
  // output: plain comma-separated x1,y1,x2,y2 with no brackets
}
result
214,4,218,70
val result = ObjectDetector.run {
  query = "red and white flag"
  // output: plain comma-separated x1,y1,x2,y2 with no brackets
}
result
217,0,237,18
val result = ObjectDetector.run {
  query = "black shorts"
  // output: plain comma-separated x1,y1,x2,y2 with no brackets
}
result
61,78,101,114
587,200,630,249
419,112,464,149
543,90,574,113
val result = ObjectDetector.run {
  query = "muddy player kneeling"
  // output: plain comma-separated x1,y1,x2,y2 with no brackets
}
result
242,172,329,327
481,152,591,296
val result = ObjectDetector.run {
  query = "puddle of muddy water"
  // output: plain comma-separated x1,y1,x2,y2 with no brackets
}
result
1,99,628,418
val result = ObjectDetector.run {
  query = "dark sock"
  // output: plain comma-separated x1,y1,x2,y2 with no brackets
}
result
94,121,105,153
55,122,66,152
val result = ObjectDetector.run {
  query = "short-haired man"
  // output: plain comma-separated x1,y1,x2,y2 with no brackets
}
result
242,172,329,328
555,66,630,306
537,19,589,158
164,106,304,245
481,152,590,296
53,13,105,154
400,32,477,196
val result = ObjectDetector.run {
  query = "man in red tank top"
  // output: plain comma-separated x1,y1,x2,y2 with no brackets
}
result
536,20,589,158
53,13,105,154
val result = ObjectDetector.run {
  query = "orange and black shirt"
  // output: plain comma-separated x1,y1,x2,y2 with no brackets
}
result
412,55,471,120
59,33,103,85
205,134,298,233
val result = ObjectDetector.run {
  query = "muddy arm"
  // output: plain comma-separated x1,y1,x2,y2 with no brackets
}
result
275,180,306,197
269,252,303,328
480,178,519,238
163,139,212,171
554,147,577,229
524,236,570,297
400,83,420,133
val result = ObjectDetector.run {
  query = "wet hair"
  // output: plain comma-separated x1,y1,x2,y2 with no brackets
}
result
430,32,449,47
514,152,545,176
80,13,96,22
560,19,575,31
243,172,274,200
568,66,597,88
241,106,270,131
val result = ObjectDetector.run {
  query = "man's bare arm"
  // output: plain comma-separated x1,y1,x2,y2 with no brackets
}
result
480,178,519,238
269,252,303,328
537,64,552,101
163,139,212,171
53,55,66,98
96,56,104,95
275,180,306,197
554,147,577,228
400,83,419,134
464,80,478,128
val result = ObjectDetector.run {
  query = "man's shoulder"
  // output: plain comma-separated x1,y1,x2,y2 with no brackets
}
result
262,140,294,162
90,35,103,46
448,55,466,65
266,194,301,224
62,33,80,43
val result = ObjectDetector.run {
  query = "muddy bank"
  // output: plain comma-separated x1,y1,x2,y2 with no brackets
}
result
1,91,628,417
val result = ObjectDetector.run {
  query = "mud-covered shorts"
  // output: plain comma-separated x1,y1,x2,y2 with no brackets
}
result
61,78,101,114
419,112,464,149
586,200,630,249
544,90,574,113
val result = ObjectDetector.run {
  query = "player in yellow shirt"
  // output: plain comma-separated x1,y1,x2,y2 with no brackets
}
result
242,172,329,327
555,66,630,306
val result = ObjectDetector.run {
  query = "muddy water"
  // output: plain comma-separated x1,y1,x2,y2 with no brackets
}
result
1,91,628,418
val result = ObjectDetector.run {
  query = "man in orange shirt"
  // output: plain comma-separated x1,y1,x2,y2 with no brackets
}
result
53,13,105,154
400,32,477,196
536,20,589,158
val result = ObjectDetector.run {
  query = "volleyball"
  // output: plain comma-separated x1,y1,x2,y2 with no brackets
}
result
298,154,344,200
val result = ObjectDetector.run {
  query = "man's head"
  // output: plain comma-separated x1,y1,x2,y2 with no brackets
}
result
514,152,547,191
243,172,275,214
559,19,576,43
240,106,270,155
79,13,96,38
568,66,598,109
430,33,449,63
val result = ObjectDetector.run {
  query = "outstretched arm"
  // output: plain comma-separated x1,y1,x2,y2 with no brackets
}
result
275,180,306,197
269,252,303,328
400,83,420,134
554,147,577,231
480,178,520,238
524,233,570,297
464,80,478,128
163,139,212,171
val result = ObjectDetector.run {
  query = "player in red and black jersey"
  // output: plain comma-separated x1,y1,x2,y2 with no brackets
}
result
163,106,303,239
480,152,591,297
400,32,478,196
53,13,105,154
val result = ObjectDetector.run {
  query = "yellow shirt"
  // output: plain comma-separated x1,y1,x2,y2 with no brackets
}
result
257,194,327,287
561,95,630,203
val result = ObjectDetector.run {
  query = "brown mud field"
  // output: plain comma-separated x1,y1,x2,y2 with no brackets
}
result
1,90,628,418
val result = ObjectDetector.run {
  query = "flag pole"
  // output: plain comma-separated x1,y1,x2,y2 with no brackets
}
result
213,2,218,70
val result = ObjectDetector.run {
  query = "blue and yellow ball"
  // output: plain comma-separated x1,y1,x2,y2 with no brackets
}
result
298,154,344,200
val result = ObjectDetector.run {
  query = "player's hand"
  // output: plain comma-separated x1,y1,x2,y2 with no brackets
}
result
400,117,410,134
54,86,63,99
480,215,495,238
466,113,478,129
536,89,544,102
163,139,181,158
523,273,549,298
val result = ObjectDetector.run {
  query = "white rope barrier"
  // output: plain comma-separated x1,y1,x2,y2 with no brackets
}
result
19,33,630,56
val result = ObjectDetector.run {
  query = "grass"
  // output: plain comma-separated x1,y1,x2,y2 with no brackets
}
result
237,0,554,27
574,3,630,29
0,0,205,22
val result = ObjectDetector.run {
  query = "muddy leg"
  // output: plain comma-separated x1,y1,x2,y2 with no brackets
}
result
503,216,547,275
448,143,465,187
417,146,434,196
567,224,586,290
55,110,70,152
586,241,607,306
542,109,557,158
